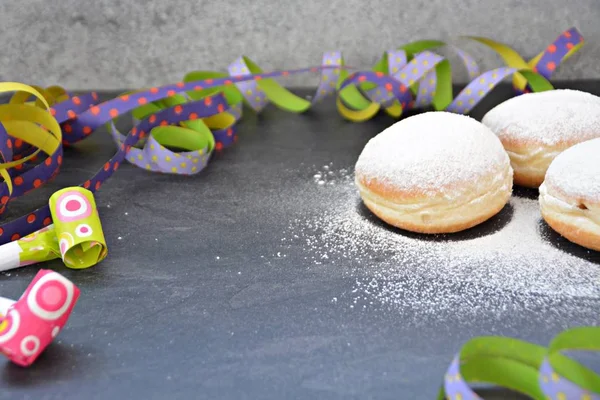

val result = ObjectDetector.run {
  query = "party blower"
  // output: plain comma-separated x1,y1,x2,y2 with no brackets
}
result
0,269,81,366
0,187,108,271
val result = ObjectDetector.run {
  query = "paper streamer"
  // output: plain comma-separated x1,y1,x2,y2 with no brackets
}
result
122,28,580,165
0,28,584,247
439,327,600,399
0,26,591,385
468,28,585,94
49,187,107,268
0,187,107,271
0,269,81,367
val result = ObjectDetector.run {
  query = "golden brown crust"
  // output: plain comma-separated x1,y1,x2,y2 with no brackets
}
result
498,128,600,189
353,112,514,234
356,167,513,234
355,166,508,204
541,210,600,251
498,128,597,149
362,194,509,234
513,170,545,189
355,174,447,202
544,181,600,210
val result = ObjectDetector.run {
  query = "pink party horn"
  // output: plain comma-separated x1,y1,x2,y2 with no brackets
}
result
0,269,80,367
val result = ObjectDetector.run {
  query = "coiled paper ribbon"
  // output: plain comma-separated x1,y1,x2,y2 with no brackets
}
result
440,326,600,399
0,28,583,248
0,187,107,271
0,28,582,248
0,26,595,386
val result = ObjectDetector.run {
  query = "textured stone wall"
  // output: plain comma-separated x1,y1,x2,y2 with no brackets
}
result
1,0,597,89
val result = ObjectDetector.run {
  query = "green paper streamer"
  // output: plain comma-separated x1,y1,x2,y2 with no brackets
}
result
48,186,108,269
0,187,108,271
437,327,600,399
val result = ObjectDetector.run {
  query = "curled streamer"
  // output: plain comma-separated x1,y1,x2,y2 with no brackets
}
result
440,326,600,399
0,27,584,246
0,27,594,386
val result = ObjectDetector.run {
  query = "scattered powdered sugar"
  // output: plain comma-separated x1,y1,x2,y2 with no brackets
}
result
545,137,600,201
286,166,600,320
482,89,600,146
312,163,352,186
355,112,509,195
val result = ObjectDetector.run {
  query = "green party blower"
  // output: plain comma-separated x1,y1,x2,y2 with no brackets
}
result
0,187,107,271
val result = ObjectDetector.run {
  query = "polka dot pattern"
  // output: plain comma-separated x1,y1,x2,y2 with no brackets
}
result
517,27,584,94
442,340,600,400
343,51,447,110
443,356,482,400
0,28,584,245
110,93,227,174
228,57,269,112
365,46,480,109
539,28,584,75
313,51,342,103
0,270,80,367
365,50,408,106
415,69,437,107
212,124,238,149
446,67,518,114
0,123,12,164
0,139,63,202
452,46,481,80
402,51,445,87
229,52,345,110
539,359,600,400
340,71,412,107
54,190,92,222
389,50,408,75
49,92,97,143
140,134,209,175
227,102,243,121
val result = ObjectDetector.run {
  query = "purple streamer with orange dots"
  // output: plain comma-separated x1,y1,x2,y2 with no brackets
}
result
0,28,585,245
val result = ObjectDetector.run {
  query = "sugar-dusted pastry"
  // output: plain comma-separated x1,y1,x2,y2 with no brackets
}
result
355,111,513,234
539,138,600,251
482,89,600,188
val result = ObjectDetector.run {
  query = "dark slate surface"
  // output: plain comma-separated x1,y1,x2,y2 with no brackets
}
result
0,83,598,400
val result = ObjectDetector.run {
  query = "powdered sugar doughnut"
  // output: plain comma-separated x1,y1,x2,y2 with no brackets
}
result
482,89,600,188
355,111,513,234
539,138,600,251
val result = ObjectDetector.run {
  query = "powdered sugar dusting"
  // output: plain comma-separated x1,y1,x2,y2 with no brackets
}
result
355,111,509,195
312,163,352,186
545,137,600,201
286,167,600,320
482,89,600,146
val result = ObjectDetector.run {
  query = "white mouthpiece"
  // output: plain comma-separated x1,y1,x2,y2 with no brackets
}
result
0,241,22,272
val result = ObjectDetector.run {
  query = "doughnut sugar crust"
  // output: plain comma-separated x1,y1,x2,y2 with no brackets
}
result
482,89,600,188
539,138,600,251
355,111,513,234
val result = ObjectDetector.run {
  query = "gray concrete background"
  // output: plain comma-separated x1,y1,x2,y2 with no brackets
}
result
1,0,599,90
